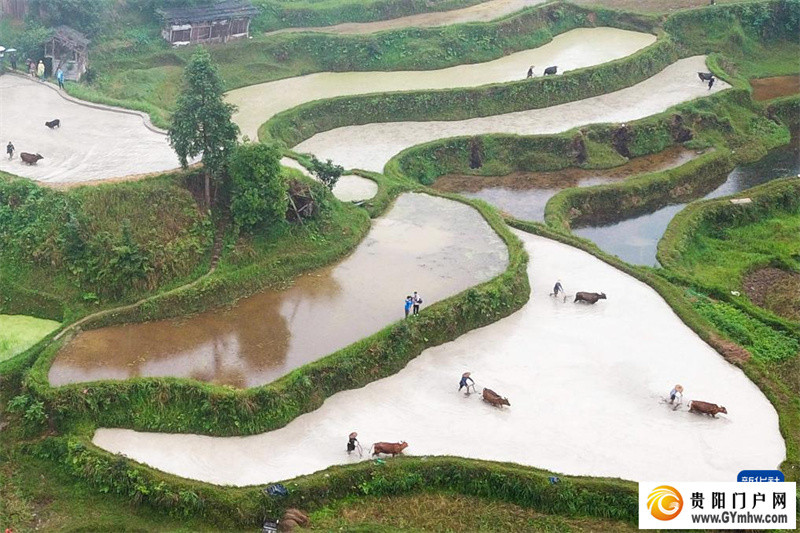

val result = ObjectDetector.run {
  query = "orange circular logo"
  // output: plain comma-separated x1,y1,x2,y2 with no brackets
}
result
647,485,684,521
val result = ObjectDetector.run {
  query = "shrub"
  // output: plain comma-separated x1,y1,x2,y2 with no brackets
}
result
229,143,288,230
308,155,344,191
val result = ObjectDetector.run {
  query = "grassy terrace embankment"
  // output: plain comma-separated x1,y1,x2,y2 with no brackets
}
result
21,184,528,436
69,2,657,129
2,2,799,530
658,178,800,327
260,0,798,148
0,168,369,326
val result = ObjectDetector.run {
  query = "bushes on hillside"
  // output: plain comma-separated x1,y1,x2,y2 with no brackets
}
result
229,143,288,230
0,174,211,302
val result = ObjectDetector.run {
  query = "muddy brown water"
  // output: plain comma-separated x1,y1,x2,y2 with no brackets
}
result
49,194,508,388
751,75,800,101
432,146,697,222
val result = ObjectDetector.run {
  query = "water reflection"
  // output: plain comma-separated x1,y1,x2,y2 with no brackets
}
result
434,146,697,222
573,141,800,266
50,193,508,388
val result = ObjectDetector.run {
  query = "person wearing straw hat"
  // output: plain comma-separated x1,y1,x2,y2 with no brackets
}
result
346,431,362,455
553,280,565,298
669,384,684,404
458,372,475,393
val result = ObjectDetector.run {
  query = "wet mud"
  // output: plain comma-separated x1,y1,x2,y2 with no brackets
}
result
751,75,800,101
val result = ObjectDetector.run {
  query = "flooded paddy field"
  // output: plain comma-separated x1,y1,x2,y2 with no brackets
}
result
0,75,181,183
433,146,697,222
93,232,785,486
294,56,729,172
267,0,547,36
49,194,507,388
228,27,656,139
573,141,800,266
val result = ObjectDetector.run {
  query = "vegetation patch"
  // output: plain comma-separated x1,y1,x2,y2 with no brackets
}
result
691,295,799,363
0,171,214,321
0,315,60,363
658,177,800,327
307,493,638,532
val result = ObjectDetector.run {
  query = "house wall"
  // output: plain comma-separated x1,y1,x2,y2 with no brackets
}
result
164,17,251,46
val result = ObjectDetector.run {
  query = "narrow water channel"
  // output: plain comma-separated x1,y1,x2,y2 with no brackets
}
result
49,194,508,388
572,141,800,266
432,146,697,222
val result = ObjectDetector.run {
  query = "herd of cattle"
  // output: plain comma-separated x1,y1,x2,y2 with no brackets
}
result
13,118,60,166
367,287,729,460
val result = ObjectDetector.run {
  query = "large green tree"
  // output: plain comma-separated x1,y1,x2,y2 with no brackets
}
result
229,143,287,230
169,47,239,208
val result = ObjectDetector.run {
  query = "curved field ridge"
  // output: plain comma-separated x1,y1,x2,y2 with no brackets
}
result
280,157,378,202
0,75,181,183
266,0,548,36
296,56,729,172
93,232,784,486
228,27,656,139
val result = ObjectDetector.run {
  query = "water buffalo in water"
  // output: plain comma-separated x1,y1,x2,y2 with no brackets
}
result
20,152,43,165
544,66,558,76
688,400,727,417
698,72,714,82
482,388,510,407
371,441,408,456
574,292,606,304
45,119,60,129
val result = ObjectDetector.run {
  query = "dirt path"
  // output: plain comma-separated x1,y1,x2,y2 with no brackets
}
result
265,0,547,36
93,232,785,485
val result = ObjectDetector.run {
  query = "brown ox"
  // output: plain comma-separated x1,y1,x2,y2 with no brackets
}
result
371,441,408,457
688,400,727,417
279,508,309,531
574,292,606,304
20,152,43,165
482,388,510,407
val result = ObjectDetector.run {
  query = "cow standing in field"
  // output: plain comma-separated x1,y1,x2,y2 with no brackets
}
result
482,388,510,408
45,119,61,129
688,400,727,417
574,292,606,304
371,441,408,457
698,72,714,82
20,152,43,165
544,66,558,76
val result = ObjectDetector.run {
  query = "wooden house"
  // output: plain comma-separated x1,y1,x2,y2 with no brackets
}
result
44,26,89,81
158,1,259,46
